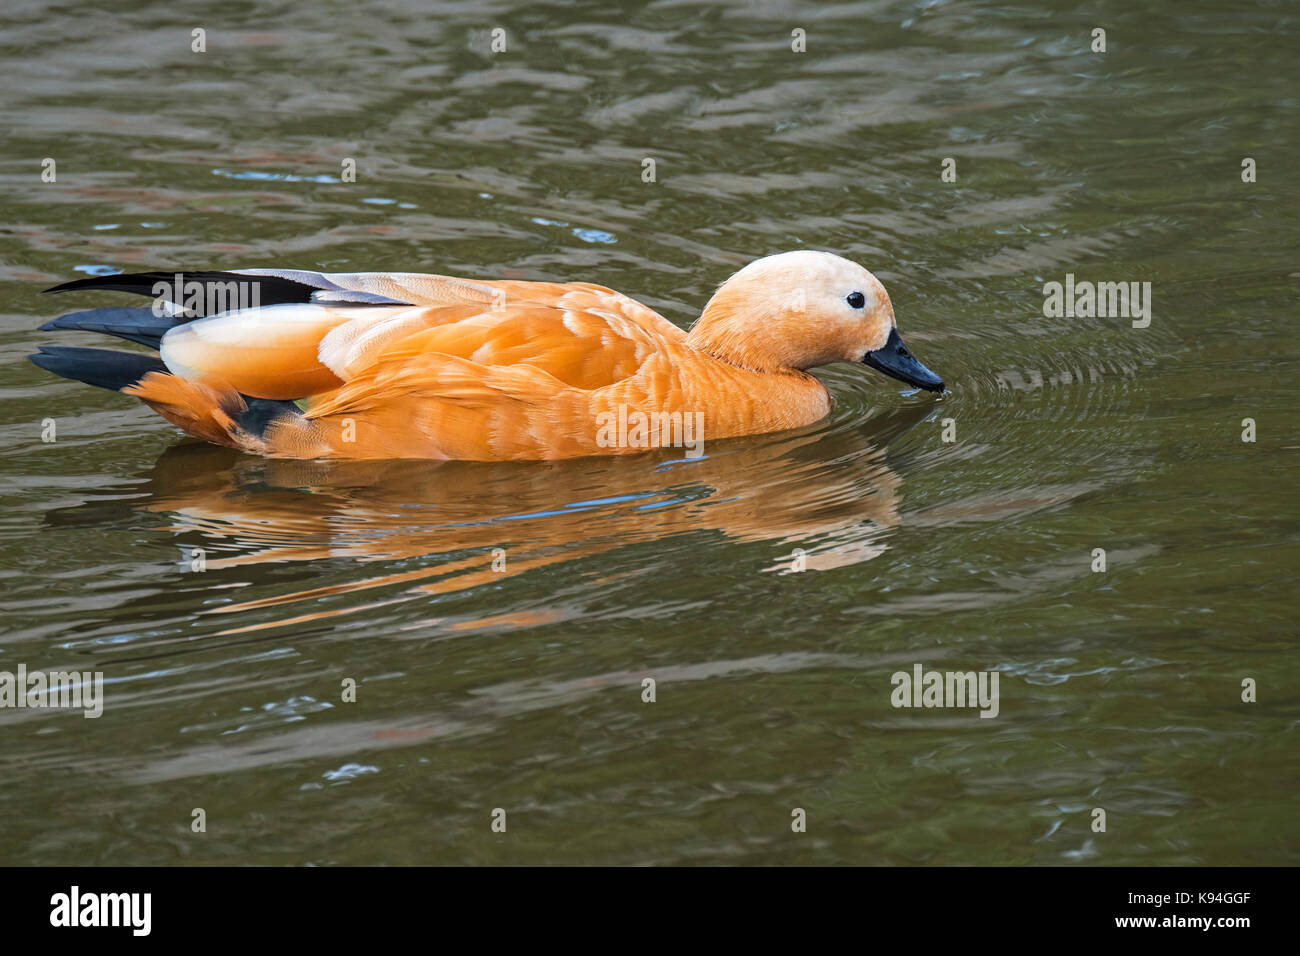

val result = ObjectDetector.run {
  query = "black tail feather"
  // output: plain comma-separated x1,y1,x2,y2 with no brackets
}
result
29,346,166,391
38,306,183,350
43,270,329,311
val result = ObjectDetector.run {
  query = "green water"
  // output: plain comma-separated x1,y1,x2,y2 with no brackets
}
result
0,0,1295,865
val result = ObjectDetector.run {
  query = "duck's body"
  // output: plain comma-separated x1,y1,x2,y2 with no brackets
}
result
31,251,943,461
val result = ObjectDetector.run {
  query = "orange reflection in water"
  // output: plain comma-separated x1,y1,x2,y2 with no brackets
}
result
127,406,930,634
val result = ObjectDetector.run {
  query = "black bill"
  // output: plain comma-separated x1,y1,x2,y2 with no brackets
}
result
863,327,944,393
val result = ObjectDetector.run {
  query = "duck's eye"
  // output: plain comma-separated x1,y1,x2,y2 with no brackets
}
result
846,292,866,309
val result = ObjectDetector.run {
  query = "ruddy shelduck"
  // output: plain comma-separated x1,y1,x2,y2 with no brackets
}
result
31,251,944,460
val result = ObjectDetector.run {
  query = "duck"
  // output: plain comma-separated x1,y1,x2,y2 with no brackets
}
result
30,250,944,461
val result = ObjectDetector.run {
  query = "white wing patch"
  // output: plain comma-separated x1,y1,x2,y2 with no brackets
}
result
159,303,370,381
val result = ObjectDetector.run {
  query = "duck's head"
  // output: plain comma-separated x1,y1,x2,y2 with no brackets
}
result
688,250,944,392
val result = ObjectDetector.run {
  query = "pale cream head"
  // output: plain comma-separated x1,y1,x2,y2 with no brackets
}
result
687,250,944,392
689,251,894,369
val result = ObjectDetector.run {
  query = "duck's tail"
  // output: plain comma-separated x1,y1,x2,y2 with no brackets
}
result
31,270,330,454
29,345,300,454
29,345,166,391
127,373,299,453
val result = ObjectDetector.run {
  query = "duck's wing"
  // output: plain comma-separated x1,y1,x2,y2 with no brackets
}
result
316,282,683,385
156,277,685,400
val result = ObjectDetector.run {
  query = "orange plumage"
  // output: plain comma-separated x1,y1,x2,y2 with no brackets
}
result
32,251,944,460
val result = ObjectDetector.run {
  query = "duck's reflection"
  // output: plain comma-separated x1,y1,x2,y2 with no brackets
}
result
109,404,930,633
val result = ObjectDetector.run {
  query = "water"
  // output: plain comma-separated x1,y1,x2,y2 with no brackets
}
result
0,0,1295,864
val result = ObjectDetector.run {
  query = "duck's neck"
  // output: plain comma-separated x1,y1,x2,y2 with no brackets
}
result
687,301,795,373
